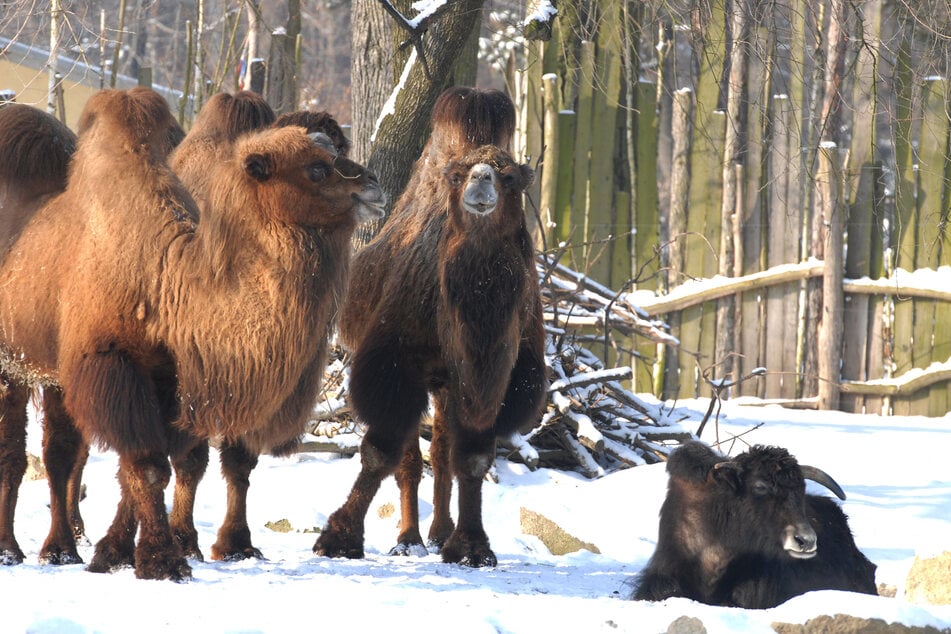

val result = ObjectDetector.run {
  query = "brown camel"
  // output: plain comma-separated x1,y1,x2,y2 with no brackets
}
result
0,103,91,566
164,91,354,562
0,87,384,580
314,140,547,567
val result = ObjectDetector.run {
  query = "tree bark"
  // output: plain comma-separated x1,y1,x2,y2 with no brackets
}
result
715,0,749,386
350,0,486,222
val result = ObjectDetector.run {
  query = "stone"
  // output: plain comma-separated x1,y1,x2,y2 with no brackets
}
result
905,551,951,606
519,507,600,555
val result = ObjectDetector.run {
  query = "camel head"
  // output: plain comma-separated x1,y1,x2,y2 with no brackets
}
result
234,126,385,230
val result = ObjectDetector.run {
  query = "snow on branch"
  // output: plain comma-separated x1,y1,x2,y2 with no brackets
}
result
522,0,558,41
376,0,453,79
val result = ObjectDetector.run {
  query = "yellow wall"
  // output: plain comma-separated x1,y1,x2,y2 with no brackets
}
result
0,58,102,130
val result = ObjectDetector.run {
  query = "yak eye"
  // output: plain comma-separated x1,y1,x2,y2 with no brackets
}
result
309,162,331,182
751,481,770,497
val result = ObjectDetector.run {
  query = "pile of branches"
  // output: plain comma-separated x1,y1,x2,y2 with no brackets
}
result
303,255,695,478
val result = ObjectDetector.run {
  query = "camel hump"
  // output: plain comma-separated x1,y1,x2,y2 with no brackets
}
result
0,104,76,200
77,87,183,158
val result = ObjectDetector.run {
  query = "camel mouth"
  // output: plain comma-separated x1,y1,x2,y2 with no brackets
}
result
353,190,386,223
462,201,497,216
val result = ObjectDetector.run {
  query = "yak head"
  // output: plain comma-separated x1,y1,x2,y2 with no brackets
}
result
708,445,846,560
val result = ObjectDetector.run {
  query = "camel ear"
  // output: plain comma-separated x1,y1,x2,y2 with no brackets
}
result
244,153,272,182
520,163,535,189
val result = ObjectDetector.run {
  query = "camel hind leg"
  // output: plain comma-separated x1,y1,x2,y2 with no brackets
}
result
0,373,29,564
389,438,425,556
426,392,455,551
168,439,209,561
65,344,189,580
38,386,85,564
122,452,190,581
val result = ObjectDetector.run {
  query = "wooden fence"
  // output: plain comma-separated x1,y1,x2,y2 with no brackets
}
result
515,0,951,416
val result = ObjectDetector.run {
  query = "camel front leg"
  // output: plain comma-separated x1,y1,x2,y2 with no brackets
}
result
440,426,497,568
211,440,262,561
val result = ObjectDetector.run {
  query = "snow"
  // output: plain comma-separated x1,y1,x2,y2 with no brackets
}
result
371,47,417,144
409,0,448,29
525,0,558,25
4,399,951,633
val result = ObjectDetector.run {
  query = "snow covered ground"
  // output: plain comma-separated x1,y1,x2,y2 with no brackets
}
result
3,397,950,633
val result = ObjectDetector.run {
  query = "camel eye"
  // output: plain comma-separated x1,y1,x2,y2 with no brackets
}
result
500,168,519,189
309,162,331,182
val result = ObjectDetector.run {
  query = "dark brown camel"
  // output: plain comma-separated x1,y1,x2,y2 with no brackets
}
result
0,87,384,580
165,91,353,562
314,140,547,567
0,103,92,566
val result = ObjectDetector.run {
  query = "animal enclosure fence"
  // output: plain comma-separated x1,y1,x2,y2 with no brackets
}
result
514,0,951,416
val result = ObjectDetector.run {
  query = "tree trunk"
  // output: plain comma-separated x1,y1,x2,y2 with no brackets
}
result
350,0,486,221
715,0,749,386
243,0,262,91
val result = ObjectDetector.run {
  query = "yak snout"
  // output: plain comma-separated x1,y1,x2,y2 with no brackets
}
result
462,163,499,215
782,522,818,559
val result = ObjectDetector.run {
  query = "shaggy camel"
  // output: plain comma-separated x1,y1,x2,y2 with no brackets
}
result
326,86,522,559
314,142,547,567
0,103,90,566
0,87,384,580
165,91,353,562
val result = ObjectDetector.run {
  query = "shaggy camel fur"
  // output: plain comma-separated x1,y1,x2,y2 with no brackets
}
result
314,142,546,567
165,92,353,562
0,87,384,580
0,104,91,566
328,86,523,559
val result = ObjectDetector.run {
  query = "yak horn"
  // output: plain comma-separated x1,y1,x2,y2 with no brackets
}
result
801,465,847,501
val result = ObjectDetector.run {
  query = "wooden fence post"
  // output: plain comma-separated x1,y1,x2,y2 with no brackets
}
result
540,73,560,248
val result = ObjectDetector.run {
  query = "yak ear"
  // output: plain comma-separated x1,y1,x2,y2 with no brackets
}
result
711,461,742,492
244,153,272,182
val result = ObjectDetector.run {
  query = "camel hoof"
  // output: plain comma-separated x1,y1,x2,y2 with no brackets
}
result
313,533,364,560
134,557,192,582
0,547,24,566
38,546,83,566
211,546,264,562
87,537,135,573
173,531,205,562
440,532,497,568
388,542,429,557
